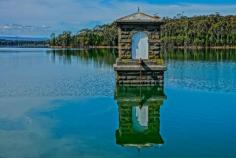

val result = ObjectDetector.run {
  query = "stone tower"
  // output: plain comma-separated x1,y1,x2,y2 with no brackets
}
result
113,11,167,86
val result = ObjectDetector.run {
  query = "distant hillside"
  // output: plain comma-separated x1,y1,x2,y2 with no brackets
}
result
0,36,49,48
0,36,49,41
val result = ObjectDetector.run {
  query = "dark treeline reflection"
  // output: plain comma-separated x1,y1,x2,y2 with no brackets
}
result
47,49,236,67
115,86,166,148
161,49,236,61
47,48,118,67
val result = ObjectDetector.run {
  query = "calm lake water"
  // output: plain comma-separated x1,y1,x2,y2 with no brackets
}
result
0,48,236,158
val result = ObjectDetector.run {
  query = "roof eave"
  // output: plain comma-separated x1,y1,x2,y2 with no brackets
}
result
116,20,160,22
116,20,163,25
116,12,161,24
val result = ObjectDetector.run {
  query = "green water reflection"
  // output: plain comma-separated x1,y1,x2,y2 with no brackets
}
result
47,48,117,66
115,86,166,148
46,48,236,64
162,48,236,61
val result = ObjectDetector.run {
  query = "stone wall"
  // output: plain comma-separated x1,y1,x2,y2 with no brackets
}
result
116,71,164,86
118,23,161,59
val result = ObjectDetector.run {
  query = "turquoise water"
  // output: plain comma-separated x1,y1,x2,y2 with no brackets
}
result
0,48,236,158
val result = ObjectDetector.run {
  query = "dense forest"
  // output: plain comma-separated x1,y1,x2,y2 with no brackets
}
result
50,23,118,48
50,13,236,48
161,13,236,47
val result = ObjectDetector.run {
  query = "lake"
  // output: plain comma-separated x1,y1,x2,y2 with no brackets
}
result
0,48,236,158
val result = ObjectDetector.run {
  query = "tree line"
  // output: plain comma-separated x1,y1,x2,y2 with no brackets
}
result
50,23,118,48
161,13,236,47
50,13,236,48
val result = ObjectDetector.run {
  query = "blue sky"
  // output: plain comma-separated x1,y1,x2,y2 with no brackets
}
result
0,0,235,37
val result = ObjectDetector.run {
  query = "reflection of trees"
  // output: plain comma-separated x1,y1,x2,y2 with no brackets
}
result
115,86,166,148
161,49,236,61
47,49,117,67
47,49,236,66
164,49,236,93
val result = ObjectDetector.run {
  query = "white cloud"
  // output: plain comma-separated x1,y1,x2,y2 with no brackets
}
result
0,24,51,36
0,0,235,36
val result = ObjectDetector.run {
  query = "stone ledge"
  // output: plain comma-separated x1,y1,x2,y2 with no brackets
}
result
116,60,163,65
114,64,167,71
117,80,164,84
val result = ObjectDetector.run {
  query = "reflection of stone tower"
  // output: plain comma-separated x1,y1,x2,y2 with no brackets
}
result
115,86,166,148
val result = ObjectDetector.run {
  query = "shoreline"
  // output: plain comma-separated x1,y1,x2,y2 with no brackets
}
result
50,46,118,49
171,46,236,49
1,45,235,49
50,45,236,49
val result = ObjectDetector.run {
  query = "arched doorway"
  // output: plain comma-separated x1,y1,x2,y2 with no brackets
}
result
132,32,148,59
